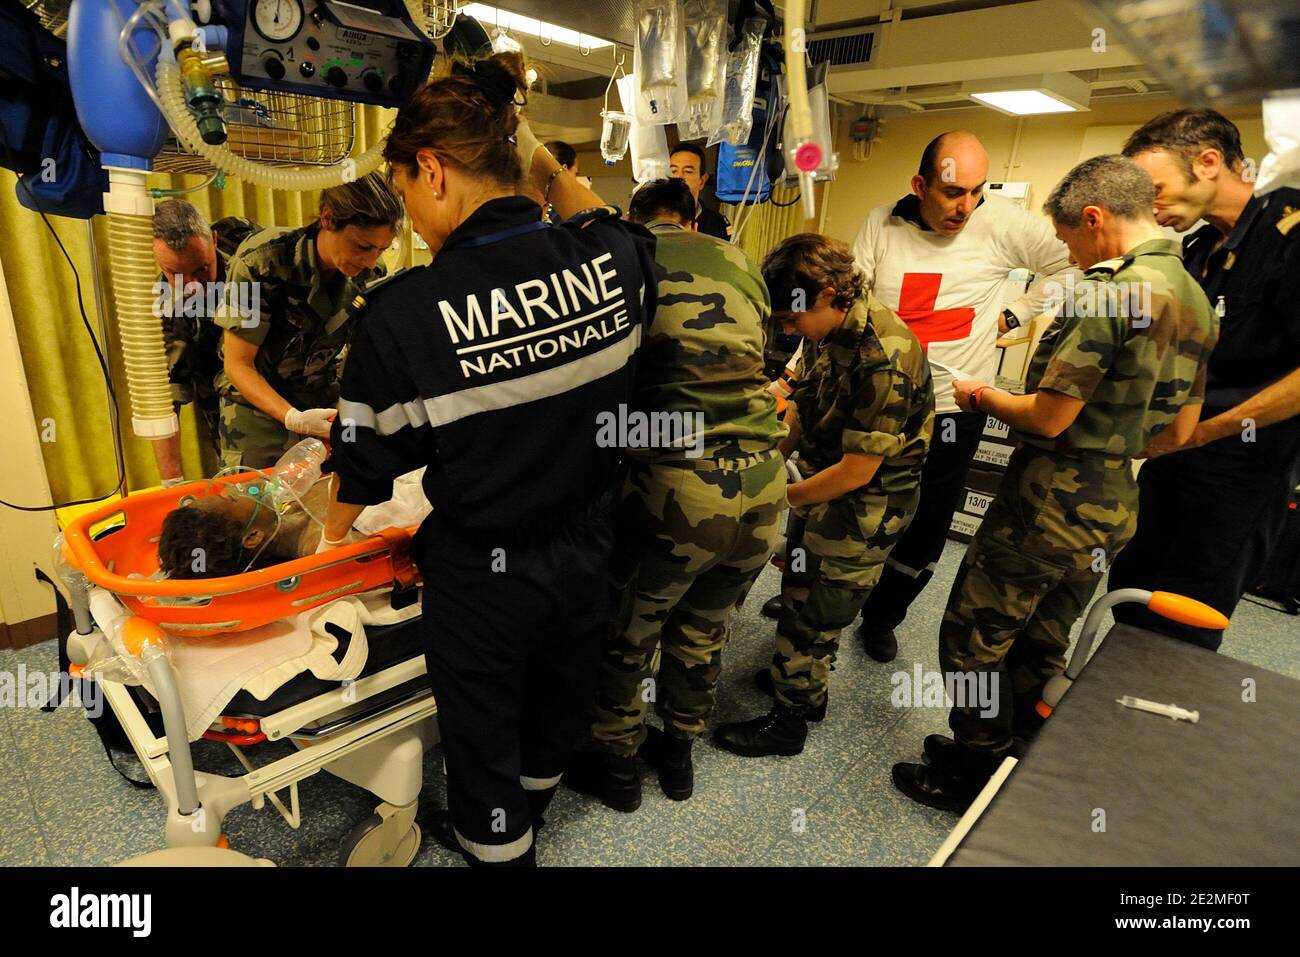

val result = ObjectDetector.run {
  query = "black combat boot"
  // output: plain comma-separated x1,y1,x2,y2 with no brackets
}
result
760,595,785,619
640,725,694,800
892,743,1000,813
923,733,957,765
925,733,1024,765
752,668,827,722
562,750,642,813
713,705,808,757
856,622,898,663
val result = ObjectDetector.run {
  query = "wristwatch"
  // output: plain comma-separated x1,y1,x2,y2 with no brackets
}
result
1001,309,1021,331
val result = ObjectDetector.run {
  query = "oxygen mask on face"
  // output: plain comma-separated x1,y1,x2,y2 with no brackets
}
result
187,439,329,573
188,468,287,574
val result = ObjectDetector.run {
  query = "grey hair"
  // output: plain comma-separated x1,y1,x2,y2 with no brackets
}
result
152,199,212,252
319,171,405,232
1043,154,1157,227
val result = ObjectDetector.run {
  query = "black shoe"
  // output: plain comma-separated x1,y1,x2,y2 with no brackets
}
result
923,733,957,766
641,726,693,800
562,750,642,813
891,761,982,814
760,595,785,620
857,622,898,663
713,705,808,757
423,810,536,866
922,734,1017,766
425,808,462,854
752,668,827,722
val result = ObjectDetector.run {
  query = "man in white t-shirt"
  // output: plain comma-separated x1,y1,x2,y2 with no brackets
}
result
760,132,1073,667
856,132,1074,661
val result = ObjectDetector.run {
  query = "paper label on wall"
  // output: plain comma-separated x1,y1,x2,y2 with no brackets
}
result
964,489,994,516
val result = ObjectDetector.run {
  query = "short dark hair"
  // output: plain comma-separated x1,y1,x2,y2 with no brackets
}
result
153,199,211,252
1044,155,1156,227
670,141,708,174
545,140,577,169
628,177,697,225
158,506,246,579
761,233,865,313
1122,109,1246,178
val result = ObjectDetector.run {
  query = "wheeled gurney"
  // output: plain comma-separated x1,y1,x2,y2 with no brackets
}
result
55,478,439,866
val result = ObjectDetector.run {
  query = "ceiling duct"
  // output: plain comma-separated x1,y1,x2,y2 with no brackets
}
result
805,25,882,68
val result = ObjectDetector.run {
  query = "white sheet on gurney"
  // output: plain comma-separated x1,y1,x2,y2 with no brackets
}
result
353,468,430,536
88,587,420,742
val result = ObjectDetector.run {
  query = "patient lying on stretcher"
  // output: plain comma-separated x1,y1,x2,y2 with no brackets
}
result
157,448,429,579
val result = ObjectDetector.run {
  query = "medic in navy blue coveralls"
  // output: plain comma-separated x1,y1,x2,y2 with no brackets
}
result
319,55,660,866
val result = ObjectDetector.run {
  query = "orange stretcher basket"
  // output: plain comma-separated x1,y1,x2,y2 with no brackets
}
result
60,474,421,637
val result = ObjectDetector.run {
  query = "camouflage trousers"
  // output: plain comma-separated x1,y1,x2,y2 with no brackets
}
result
195,398,223,457
941,446,1138,757
218,399,301,471
769,485,920,713
591,451,786,755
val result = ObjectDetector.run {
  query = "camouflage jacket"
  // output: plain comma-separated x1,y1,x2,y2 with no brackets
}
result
635,221,785,461
1023,238,1219,458
794,296,935,495
214,222,384,411
158,216,258,407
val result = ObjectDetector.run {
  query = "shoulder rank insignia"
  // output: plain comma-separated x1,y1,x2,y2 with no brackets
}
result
349,269,409,316
1087,254,1130,276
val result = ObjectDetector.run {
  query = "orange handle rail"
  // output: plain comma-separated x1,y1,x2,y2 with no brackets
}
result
60,476,422,636
1147,591,1230,631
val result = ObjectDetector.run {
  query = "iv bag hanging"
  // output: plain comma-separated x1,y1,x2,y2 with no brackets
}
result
633,0,689,125
677,0,728,142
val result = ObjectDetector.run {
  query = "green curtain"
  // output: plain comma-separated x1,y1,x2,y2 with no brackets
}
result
0,103,395,508
722,181,823,267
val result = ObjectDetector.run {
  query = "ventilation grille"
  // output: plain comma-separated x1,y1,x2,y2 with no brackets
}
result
805,29,877,68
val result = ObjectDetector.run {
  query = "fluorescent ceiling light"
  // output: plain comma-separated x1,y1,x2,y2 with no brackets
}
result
969,90,1080,115
460,3,613,49
963,73,1091,115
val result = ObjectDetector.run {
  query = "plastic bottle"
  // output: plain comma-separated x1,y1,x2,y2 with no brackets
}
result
268,438,328,509
600,110,633,164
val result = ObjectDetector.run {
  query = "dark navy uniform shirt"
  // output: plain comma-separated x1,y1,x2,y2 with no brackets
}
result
695,204,732,241
1183,186,1300,446
325,196,660,532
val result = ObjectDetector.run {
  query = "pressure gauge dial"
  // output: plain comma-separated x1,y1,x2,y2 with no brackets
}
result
252,0,304,42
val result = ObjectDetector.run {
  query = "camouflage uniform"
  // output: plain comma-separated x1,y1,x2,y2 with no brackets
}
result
591,223,787,756
769,297,934,712
214,222,383,469
942,238,1219,757
158,216,257,453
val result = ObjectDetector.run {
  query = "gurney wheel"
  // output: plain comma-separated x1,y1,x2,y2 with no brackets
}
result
339,813,422,867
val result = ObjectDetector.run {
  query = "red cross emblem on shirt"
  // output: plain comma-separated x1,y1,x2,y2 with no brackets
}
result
896,273,975,350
